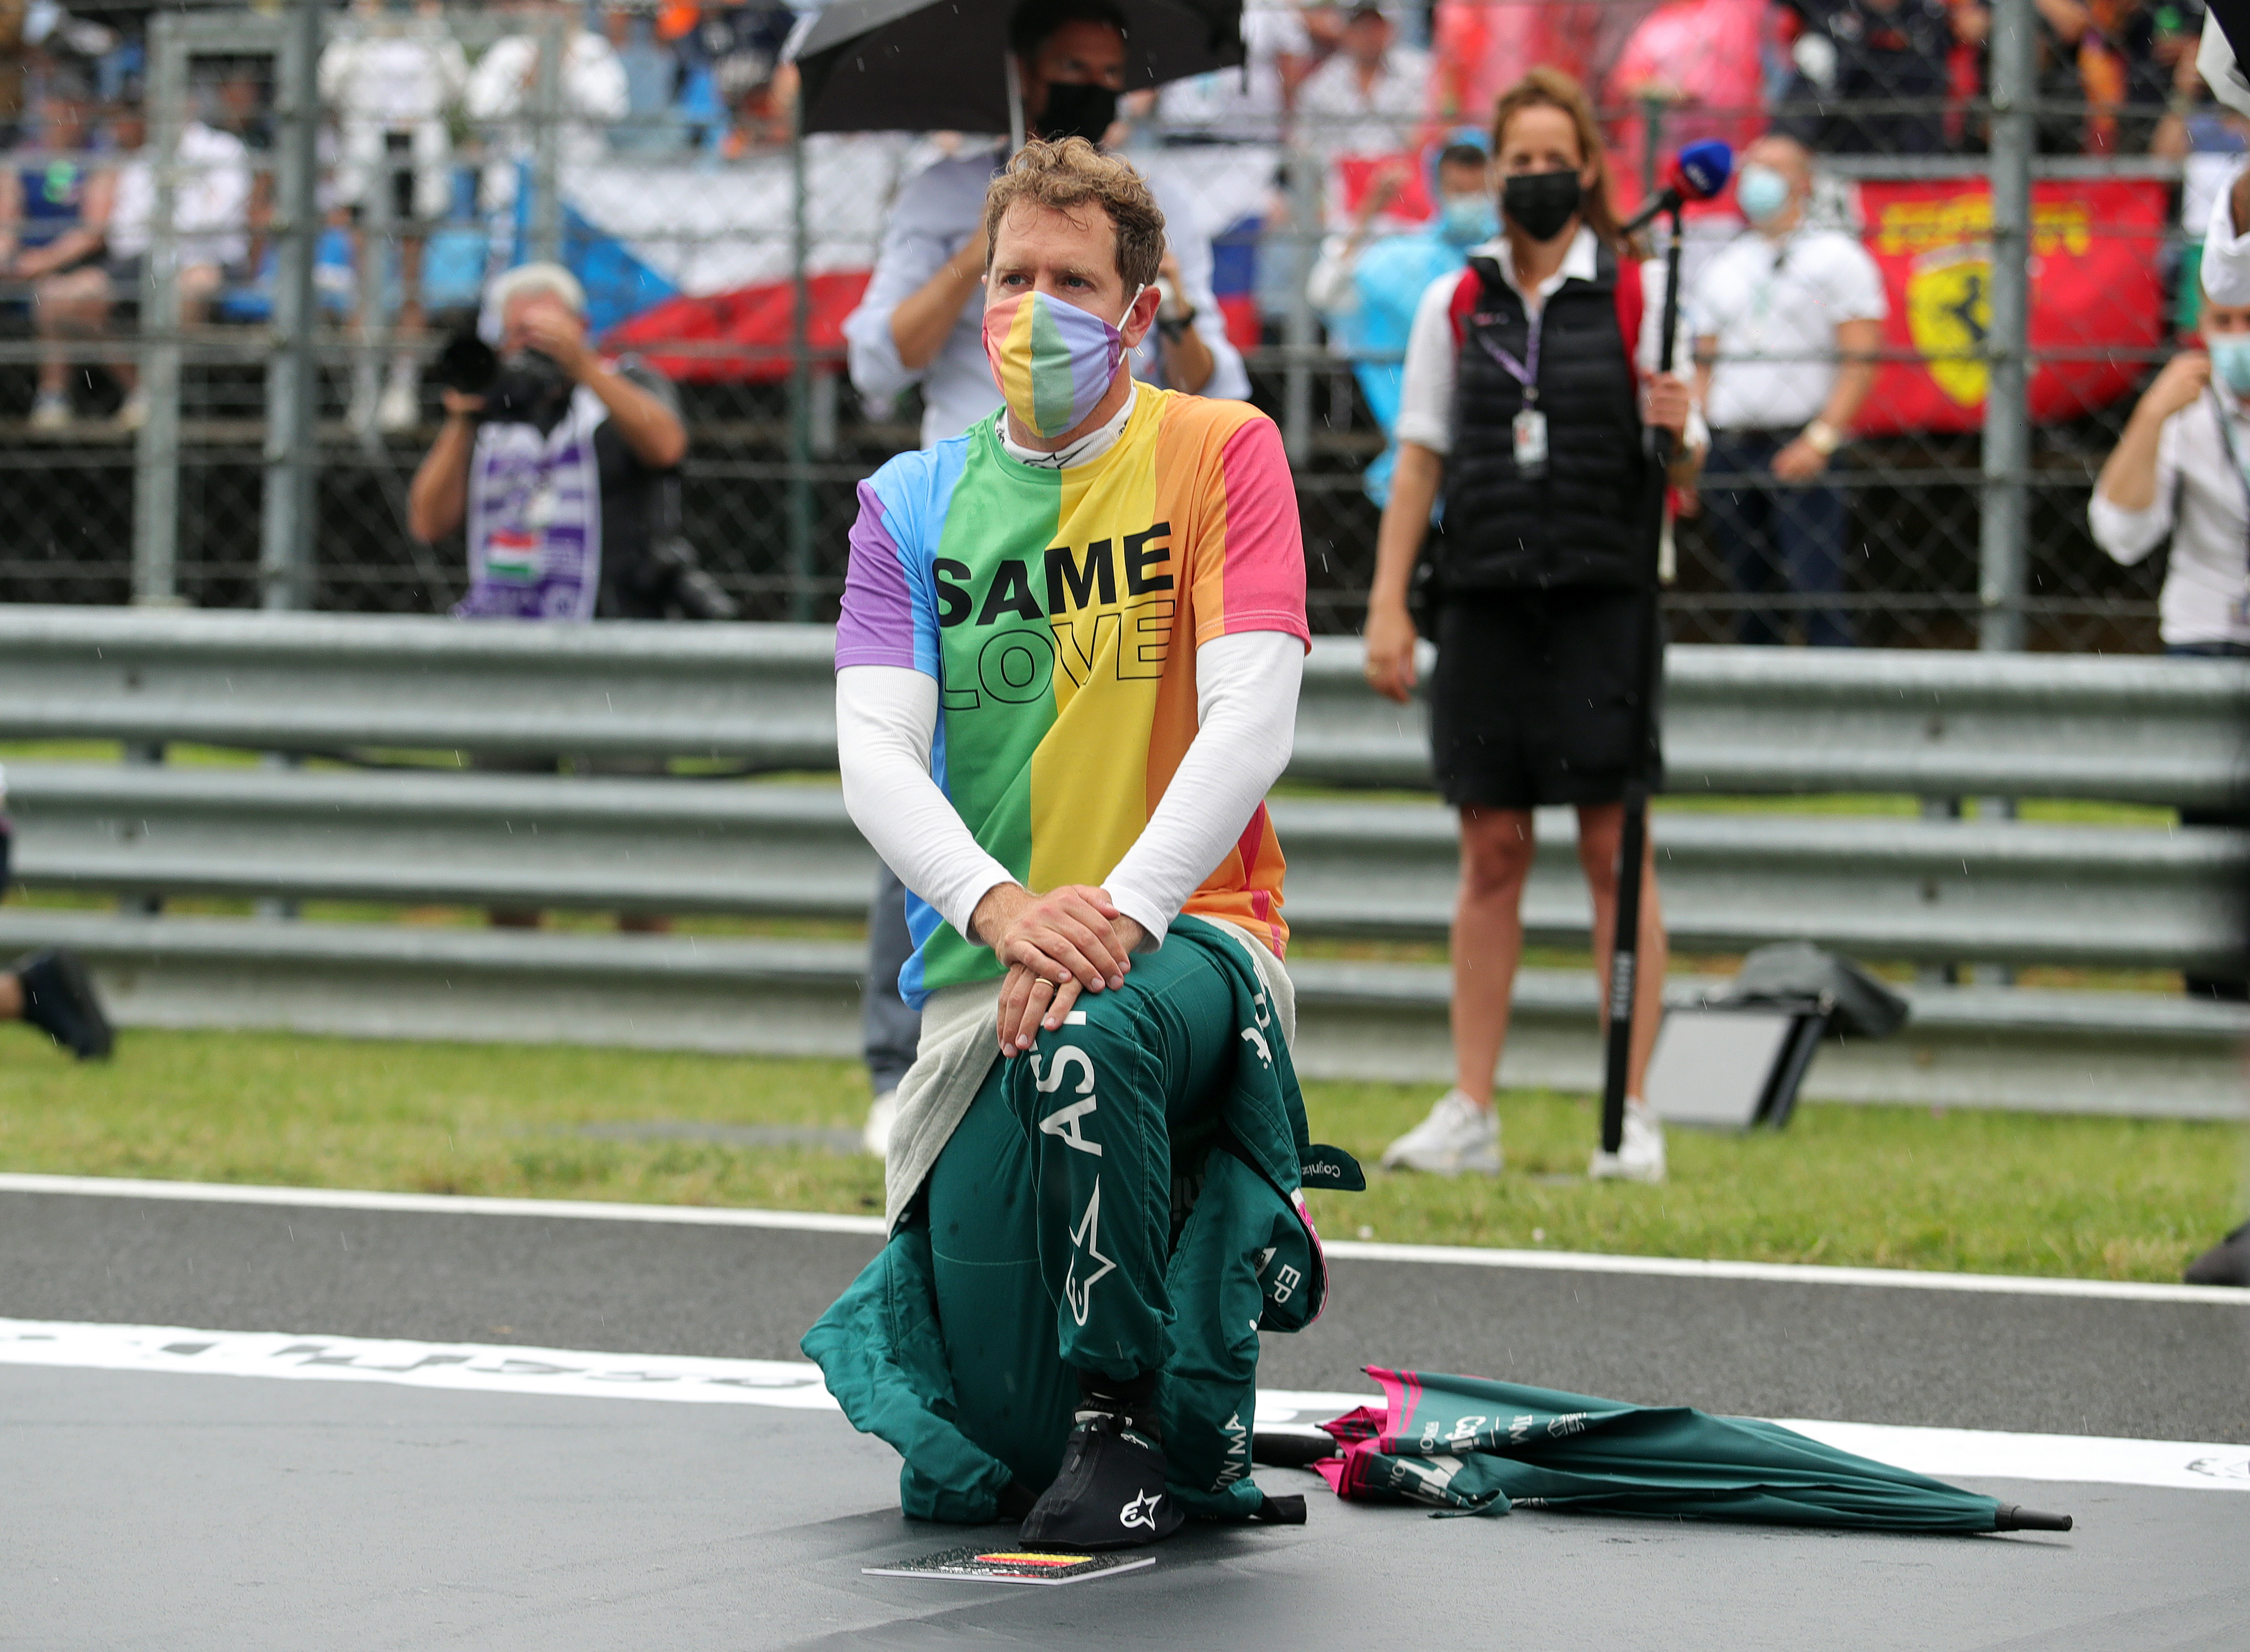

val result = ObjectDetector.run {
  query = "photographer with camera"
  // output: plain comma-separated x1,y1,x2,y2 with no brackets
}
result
410,263,710,934
408,262,702,622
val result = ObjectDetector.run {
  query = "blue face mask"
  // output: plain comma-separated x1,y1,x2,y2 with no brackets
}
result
1736,163,1792,227
2209,333,2250,394
1439,193,1499,247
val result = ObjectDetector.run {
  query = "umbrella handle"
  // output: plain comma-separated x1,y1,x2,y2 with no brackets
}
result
1995,1506,2073,1532
1252,1430,1340,1469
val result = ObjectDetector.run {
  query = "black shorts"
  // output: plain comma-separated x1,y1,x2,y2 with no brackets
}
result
1428,585,1657,810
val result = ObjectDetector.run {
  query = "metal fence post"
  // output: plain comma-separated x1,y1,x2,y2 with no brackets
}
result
261,0,322,612
787,112,814,622
1979,0,2034,654
130,15,184,608
529,9,565,267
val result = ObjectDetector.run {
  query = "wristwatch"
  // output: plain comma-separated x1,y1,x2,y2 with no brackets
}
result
1158,306,1196,344
1801,418,1843,457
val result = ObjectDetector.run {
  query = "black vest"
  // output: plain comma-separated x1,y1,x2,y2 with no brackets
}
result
1440,246,1648,592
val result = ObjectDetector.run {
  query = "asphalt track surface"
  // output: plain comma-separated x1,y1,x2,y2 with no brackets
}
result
7,1182,2248,1650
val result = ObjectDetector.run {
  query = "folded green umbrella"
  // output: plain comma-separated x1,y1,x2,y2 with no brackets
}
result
1266,1369,2070,1535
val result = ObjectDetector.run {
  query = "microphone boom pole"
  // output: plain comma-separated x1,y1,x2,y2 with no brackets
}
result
1597,154,1709,1159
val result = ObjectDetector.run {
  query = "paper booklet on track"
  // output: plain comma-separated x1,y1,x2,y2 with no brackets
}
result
863,1546,1155,1586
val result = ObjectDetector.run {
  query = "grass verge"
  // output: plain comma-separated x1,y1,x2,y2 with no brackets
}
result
2,1028,2238,1283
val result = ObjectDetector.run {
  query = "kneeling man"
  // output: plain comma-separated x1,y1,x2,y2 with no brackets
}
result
804,137,1333,1549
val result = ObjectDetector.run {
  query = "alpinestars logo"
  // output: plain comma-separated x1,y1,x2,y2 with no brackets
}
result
1063,1178,1117,1327
1119,1489,1164,1530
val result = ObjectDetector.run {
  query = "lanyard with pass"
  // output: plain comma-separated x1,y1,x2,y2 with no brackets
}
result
1477,304,1548,477
2202,387,2250,627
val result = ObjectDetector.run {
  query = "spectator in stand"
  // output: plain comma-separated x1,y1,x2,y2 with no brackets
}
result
1776,0,1978,154
1295,3,1430,173
0,72,117,431
1146,0,1309,145
2108,0,2205,151
717,53,796,160
1690,133,1886,647
211,69,274,277
104,97,253,429
467,0,629,216
320,0,468,433
1307,136,1492,505
0,2,25,149
605,3,685,156
841,0,1250,1158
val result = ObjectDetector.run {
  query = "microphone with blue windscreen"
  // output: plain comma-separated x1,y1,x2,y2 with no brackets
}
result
1619,139,1735,236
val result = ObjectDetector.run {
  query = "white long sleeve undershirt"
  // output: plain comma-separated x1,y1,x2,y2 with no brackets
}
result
836,629,1304,950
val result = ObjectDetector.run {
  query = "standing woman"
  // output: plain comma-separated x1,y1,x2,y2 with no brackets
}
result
1362,67,1696,1181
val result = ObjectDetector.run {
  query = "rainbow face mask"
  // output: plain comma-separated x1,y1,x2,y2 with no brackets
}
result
981,286,1138,441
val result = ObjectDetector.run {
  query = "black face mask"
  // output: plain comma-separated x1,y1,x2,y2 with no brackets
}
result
1036,80,1119,145
1501,169,1584,244
486,348,572,427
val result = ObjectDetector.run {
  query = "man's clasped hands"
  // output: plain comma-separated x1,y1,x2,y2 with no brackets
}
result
968,884,1144,1056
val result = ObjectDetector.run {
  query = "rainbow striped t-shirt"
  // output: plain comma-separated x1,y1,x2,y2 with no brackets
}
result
836,388,1309,1007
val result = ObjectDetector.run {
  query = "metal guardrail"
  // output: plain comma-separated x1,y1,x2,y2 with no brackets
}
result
1,606,2244,1116
4,606,2248,803
0,908,2238,1120
7,764,2243,973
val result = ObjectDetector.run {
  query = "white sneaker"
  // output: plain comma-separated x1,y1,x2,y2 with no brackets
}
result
375,370,420,433
862,1088,900,1158
113,388,148,432
28,392,70,432
1588,1101,1667,1183
1380,1088,1501,1175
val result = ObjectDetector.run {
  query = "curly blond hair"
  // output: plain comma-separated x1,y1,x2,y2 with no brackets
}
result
982,137,1166,291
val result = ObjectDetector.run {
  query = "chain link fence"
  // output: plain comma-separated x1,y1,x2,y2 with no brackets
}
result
0,0,2218,650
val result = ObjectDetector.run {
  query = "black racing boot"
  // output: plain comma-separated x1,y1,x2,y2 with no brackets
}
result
1019,1375,1185,1551
13,949,114,1060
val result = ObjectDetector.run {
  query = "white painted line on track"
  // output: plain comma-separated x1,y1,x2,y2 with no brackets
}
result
1314,1239,2250,1306
0,1171,890,1236
1771,1420,2250,1495
4,1317,2243,1495
5,1170,2244,1305
0,1317,840,1408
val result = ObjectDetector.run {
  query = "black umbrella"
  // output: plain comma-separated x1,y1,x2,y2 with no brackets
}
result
787,0,1244,138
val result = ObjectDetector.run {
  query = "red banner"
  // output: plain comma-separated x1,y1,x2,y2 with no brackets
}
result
601,270,872,385
1853,178,2168,435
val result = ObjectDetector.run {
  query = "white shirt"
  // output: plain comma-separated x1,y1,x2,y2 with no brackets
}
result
1392,227,1694,456
2088,386,2250,646
467,32,631,208
841,145,1249,449
2203,165,2250,306
318,27,468,126
1690,225,1888,432
108,121,252,268
1295,45,1431,164
1152,1,1307,144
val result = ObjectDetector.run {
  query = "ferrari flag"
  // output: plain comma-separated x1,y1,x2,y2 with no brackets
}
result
1853,178,2169,435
